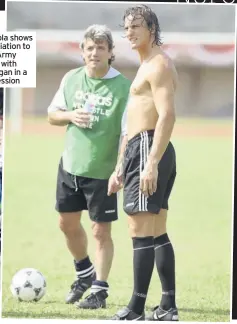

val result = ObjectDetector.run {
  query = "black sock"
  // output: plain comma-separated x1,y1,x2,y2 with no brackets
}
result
128,236,155,315
91,280,109,294
154,233,176,310
74,256,94,279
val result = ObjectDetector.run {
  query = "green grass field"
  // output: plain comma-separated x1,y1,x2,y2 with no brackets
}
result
1,118,234,321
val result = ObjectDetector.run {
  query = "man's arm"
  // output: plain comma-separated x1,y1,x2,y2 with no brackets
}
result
147,60,176,167
107,106,128,195
107,136,128,195
114,134,128,175
47,74,70,126
139,59,176,196
114,107,128,174
48,110,73,126
47,73,90,128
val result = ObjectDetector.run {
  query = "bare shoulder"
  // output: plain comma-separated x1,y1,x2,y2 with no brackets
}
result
148,52,178,89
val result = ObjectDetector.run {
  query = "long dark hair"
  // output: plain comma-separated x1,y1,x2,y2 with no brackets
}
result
122,5,163,47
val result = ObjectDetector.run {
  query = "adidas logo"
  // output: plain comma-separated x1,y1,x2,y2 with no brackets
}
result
134,292,146,298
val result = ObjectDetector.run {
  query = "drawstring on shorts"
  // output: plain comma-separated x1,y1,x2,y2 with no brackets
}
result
73,175,78,192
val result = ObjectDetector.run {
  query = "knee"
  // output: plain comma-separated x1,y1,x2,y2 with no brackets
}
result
128,220,146,238
128,219,138,237
154,209,167,237
154,227,167,238
92,223,112,243
59,216,77,235
128,213,155,238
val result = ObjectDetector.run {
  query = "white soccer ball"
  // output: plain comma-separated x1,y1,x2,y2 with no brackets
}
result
10,268,46,302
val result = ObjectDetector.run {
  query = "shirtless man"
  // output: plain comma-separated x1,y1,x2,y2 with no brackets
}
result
109,5,178,321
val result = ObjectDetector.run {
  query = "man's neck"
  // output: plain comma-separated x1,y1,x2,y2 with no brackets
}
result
138,44,160,63
86,66,110,79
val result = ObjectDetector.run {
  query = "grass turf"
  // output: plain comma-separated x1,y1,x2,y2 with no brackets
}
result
1,119,233,321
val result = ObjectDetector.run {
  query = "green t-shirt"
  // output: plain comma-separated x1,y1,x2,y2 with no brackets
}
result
61,66,131,179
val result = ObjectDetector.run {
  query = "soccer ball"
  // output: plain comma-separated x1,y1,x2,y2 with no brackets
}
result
10,268,46,302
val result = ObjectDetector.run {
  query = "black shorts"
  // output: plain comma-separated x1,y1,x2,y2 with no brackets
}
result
123,130,176,215
55,158,118,222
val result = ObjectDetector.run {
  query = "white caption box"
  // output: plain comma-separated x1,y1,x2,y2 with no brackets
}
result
0,31,36,88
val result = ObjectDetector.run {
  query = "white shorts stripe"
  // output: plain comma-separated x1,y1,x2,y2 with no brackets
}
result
144,131,149,211
142,132,145,211
139,131,149,212
139,132,143,211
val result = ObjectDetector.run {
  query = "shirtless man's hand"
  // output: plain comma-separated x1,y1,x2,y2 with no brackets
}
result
107,158,124,195
108,135,127,196
140,161,158,197
107,167,123,196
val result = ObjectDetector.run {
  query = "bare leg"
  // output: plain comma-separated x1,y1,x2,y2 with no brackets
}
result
92,222,114,282
59,212,88,261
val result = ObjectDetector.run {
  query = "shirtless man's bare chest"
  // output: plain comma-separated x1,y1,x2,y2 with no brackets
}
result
127,53,177,140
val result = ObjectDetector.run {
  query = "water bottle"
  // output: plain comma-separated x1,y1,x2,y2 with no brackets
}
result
84,100,93,113
83,100,93,128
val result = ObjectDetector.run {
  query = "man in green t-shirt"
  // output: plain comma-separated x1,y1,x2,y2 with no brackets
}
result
47,25,131,310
